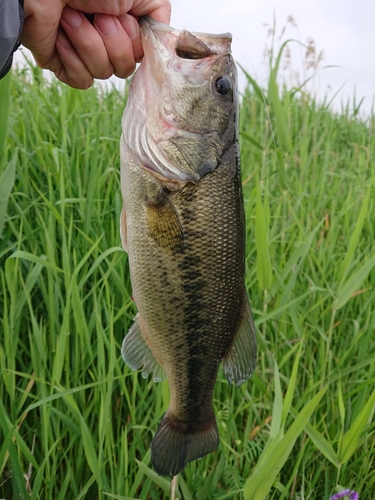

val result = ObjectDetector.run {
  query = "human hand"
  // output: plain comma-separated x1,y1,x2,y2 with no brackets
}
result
20,0,171,89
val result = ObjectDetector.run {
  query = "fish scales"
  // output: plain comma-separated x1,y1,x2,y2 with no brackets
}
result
120,17,257,477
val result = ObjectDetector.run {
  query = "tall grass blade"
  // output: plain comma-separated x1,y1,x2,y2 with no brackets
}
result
256,361,284,468
269,361,283,439
304,423,339,467
337,184,372,287
267,40,294,153
255,179,273,290
0,150,17,235
243,387,327,500
238,64,265,103
103,495,139,500
0,401,29,498
178,474,194,500
338,381,346,431
9,250,63,273
339,389,375,464
335,251,375,309
281,342,302,427
78,414,103,490
196,473,212,500
0,71,11,160
240,131,264,151
134,459,171,493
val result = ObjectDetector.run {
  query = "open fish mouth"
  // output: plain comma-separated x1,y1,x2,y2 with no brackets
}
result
140,15,232,57
139,16,233,86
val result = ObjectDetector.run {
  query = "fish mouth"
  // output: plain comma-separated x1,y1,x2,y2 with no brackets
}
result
139,16,233,84
140,16,232,57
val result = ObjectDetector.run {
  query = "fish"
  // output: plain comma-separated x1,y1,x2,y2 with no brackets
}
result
119,16,257,478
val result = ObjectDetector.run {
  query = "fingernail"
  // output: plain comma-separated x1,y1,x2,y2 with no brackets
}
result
62,8,82,28
98,16,117,35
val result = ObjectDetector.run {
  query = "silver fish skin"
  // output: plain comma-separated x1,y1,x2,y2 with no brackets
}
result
120,16,257,478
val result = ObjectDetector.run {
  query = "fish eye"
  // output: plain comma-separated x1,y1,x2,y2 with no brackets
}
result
214,76,232,96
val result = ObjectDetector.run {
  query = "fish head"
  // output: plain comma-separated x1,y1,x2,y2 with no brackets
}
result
121,17,238,188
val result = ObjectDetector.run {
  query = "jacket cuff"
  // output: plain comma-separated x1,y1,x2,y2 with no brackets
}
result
0,1,25,80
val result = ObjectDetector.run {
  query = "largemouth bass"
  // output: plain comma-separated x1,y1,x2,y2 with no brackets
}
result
120,16,257,478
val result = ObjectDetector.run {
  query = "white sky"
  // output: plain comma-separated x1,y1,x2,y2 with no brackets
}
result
14,0,375,115
171,0,375,115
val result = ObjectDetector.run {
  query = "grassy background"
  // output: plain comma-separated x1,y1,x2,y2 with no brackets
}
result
1,49,375,500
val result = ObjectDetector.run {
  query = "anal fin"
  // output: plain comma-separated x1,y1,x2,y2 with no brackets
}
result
223,296,257,387
122,313,166,382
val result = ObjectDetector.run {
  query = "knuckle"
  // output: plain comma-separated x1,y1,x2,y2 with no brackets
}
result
68,74,93,89
77,38,98,54
97,68,114,80
115,62,136,79
38,61,50,70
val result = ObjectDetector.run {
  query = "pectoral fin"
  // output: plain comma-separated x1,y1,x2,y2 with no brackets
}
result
169,132,221,177
122,313,166,382
145,190,184,248
120,205,128,252
223,297,257,387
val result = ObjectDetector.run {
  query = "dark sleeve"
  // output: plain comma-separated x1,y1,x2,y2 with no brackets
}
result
0,0,25,80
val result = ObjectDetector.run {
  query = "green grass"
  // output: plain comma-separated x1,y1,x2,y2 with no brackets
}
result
1,53,375,499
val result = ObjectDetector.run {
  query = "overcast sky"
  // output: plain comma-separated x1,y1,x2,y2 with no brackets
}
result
14,0,375,115
171,0,375,115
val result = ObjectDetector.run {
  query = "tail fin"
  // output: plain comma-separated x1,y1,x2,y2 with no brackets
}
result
151,412,219,477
